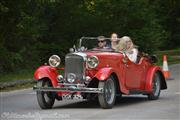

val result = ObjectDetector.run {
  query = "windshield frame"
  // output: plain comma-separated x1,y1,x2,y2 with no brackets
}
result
76,37,120,52
75,37,123,53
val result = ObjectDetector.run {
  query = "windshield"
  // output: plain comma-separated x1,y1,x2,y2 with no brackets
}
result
77,37,112,51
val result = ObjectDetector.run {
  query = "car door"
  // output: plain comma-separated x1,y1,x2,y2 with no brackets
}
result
124,57,145,89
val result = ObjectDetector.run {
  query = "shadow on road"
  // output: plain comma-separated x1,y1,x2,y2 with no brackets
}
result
53,95,148,109
114,96,148,107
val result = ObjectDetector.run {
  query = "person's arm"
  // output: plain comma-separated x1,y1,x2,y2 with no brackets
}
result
131,48,138,63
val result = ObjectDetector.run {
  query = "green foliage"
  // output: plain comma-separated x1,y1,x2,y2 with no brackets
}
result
0,0,179,73
155,48,180,65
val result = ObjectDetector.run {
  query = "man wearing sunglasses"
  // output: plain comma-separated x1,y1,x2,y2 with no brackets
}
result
97,36,107,49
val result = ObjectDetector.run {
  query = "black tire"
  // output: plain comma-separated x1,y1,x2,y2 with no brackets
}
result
148,73,161,100
36,79,55,109
98,76,116,109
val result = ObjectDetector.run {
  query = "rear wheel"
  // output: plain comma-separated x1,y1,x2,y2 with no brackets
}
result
148,73,161,100
36,79,55,109
98,76,116,109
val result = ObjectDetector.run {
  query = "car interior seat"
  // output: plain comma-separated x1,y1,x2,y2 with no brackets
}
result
136,51,143,64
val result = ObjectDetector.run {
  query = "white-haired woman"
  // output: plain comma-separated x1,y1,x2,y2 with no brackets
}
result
117,36,138,63
116,37,126,51
124,36,138,63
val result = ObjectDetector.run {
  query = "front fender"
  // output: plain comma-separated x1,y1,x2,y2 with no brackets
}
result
145,66,166,92
94,67,114,80
34,65,59,87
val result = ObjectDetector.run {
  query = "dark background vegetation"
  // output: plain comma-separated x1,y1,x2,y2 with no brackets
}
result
0,0,179,73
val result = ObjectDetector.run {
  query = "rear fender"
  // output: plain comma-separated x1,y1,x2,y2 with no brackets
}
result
34,65,59,87
145,66,167,92
94,67,114,81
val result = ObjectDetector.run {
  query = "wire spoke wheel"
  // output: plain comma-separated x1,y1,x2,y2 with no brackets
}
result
148,73,161,100
98,76,116,109
36,79,55,109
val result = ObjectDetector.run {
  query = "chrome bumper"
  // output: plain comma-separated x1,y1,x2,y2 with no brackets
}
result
33,86,103,93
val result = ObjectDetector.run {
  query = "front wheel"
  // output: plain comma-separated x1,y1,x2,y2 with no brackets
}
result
98,76,116,109
36,79,55,109
148,73,161,100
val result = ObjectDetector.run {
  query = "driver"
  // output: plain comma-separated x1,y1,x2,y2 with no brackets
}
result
95,36,107,49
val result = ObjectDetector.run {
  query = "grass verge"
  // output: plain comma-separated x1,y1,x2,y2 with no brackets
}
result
0,82,35,92
0,69,34,83
155,48,180,66
0,66,64,92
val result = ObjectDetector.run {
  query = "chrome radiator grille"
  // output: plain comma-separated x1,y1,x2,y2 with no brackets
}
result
65,53,85,82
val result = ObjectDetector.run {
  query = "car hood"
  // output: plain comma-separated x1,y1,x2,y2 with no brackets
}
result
84,51,123,58
84,51,124,69
66,51,124,70
68,51,123,59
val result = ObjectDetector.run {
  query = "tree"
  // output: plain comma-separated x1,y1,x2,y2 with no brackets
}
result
0,0,178,73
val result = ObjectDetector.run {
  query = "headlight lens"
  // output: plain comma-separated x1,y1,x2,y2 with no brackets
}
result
67,73,76,83
48,55,61,67
87,56,99,68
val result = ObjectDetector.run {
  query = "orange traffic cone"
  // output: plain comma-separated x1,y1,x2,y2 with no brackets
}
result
162,55,170,79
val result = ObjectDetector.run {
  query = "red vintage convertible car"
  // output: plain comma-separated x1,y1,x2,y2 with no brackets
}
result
33,37,167,109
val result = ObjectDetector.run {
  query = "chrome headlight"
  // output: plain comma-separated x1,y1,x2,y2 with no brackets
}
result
67,73,76,83
48,55,61,67
87,56,99,68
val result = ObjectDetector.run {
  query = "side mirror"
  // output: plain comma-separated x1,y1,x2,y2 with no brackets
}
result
149,55,158,63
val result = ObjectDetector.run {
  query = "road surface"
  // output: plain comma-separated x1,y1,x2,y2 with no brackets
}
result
0,64,180,120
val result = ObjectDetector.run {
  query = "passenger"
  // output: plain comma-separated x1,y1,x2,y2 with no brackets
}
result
110,33,119,50
123,36,138,63
95,36,107,49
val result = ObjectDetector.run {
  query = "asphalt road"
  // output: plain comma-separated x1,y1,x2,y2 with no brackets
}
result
1,64,180,120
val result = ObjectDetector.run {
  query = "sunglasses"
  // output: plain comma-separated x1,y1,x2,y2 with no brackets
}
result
98,40,105,43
